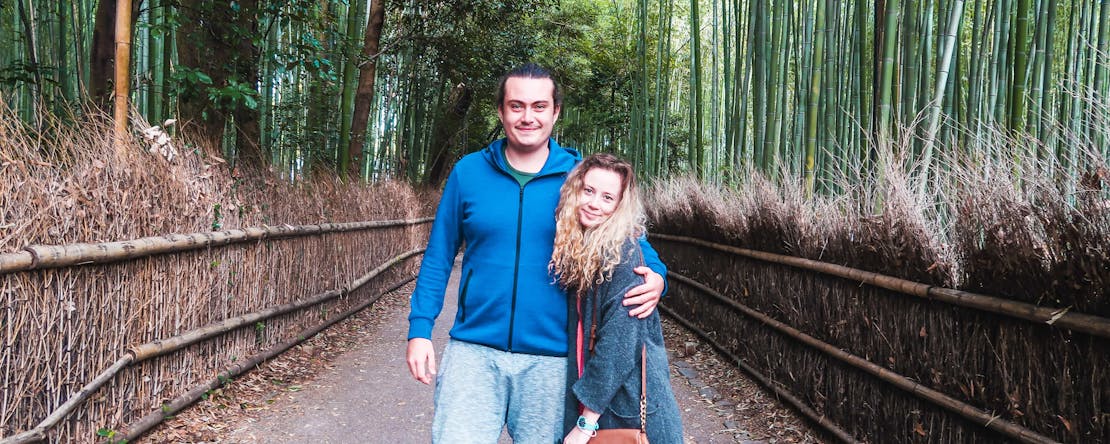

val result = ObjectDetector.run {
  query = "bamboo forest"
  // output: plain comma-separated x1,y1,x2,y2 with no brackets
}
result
2,0,1109,443
2,0,1106,188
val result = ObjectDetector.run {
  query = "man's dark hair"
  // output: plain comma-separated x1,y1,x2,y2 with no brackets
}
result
495,63,563,109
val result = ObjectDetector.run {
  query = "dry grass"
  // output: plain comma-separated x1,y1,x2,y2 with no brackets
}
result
0,102,432,442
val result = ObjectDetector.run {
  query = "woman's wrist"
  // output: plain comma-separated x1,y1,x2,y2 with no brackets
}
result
576,415,599,437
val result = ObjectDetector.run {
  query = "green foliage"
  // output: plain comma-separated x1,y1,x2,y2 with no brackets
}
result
254,321,267,344
211,204,223,231
96,428,128,444
208,79,259,111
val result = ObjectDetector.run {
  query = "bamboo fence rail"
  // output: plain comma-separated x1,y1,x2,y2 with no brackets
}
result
115,276,417,443
128,248,423,362
0,218,433,275
659,304,860,444
666,272,1060,444
1,249,423,444
650,233,1110,339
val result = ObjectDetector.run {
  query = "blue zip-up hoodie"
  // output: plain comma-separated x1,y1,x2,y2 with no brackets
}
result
407,138,666,356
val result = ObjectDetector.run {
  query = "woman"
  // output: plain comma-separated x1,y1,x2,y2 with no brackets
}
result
551,153,683,443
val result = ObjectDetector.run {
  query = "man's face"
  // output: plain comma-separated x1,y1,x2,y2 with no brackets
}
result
497,76,561,154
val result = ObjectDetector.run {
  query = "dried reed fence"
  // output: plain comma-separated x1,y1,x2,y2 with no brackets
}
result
0,104,436,442
645,167,1108,443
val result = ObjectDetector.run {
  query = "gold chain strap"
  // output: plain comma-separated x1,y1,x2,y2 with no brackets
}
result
639,343,647,433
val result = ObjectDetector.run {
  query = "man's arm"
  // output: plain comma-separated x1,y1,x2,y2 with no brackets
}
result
623,235,668,318
406,168,464,384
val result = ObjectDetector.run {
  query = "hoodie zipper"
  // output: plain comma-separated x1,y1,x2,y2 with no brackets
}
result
458,269,474,323
507,184,525,351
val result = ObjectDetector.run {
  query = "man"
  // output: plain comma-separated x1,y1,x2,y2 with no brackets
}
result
406,63,666,443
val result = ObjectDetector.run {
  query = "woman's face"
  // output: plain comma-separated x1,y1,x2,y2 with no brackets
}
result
577,167,623,229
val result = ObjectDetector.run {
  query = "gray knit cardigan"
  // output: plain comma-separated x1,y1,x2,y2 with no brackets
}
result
562,238,684,443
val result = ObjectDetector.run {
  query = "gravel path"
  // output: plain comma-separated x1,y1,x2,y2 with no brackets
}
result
144,261,821,443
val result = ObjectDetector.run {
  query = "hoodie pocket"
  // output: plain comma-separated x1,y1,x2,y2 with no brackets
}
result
458,269,474,323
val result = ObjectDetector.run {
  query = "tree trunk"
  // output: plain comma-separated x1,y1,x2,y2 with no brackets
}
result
231,0,262,168
175,0,221,150
16,0,42,113
338,0,369,180
424,83,472,186
877,0,900,146
688,0,704,177
1009,0,1033,134
918,0,965,196
146,0,165,124
91,0,116,109
804,0,827,197
347,0,386,180
175,0,263,167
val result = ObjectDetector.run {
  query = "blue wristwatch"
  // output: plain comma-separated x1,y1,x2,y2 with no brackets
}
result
576,415,599,434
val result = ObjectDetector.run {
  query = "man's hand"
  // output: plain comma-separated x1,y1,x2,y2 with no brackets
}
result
406,338,437,385
623,267,664,318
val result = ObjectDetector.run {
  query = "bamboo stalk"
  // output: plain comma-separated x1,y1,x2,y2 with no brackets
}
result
112,0,132,157
0,217,433,275
668,272,1060,444
114,275,416,443
659,304,860,444
346,248,425,292
0,251,33,273
650,233,1110,339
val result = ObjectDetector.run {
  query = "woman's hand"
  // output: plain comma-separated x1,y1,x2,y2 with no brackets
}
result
563,427,594,444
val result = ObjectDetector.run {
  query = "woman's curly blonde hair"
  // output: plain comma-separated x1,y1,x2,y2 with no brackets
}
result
550,153,645,295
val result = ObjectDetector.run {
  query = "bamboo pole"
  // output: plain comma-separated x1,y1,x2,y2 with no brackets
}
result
659,305,860,444
112,0,132,157
650,233,1110,339
114,275,416,443
0,250,422,444
129,248,423,361
127,288,344,362
0,217,433,275
668,272,1060,444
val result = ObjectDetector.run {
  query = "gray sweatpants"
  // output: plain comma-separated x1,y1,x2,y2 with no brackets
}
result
433,339,566,444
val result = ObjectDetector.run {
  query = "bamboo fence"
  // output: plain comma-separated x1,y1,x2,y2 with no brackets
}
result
0,219,432,443
114,274,419,442
665,271,1060,444
0,102,441,443
651,233,1110,339
659,304,860,444
652,235,1107,442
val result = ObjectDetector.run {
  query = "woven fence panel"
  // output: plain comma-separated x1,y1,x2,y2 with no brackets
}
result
657,239,1106,443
